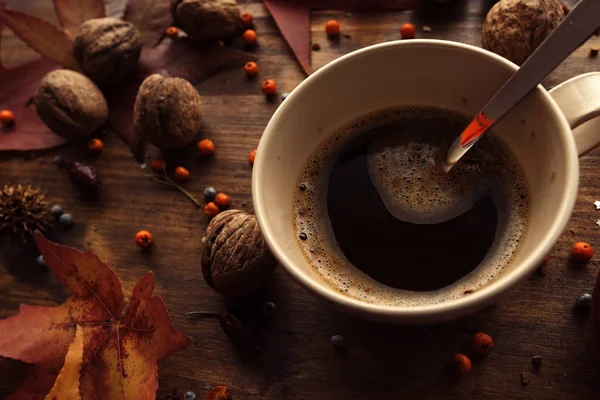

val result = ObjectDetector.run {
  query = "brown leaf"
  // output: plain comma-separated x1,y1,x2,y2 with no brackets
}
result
44,325,83,400
263,0,416,75
0,9,76,69
0,233,192,399
52,0,106,38
106,39,255,160
124,0,173,46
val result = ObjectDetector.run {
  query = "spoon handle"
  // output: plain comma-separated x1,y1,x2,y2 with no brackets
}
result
444,0,600,171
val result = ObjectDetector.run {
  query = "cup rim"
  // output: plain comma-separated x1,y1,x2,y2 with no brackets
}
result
252,39,579,322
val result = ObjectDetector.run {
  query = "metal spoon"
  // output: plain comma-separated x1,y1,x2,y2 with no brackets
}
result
443,0,600,172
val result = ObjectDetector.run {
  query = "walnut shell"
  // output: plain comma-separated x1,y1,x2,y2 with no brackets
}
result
133,74,203,149
172,0,241,41
34,69,108,139
201,210,277,297
482,0,564,65
74,17,142,85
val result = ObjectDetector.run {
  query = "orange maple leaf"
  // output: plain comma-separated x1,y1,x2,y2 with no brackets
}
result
0,232,192,400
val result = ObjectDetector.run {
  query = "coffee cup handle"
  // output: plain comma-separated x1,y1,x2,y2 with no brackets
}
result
549,72,600,157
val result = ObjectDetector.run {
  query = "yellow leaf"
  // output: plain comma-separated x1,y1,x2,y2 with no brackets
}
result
45,325,84,400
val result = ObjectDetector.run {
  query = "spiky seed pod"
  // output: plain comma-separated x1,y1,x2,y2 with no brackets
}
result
0,184,53,241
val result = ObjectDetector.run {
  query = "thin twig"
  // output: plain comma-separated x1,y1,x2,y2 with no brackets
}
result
142,167,202,208
161,168,202,208
185,311,220,319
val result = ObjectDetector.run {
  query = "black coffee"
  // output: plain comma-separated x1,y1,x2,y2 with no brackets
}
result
293,107,529,306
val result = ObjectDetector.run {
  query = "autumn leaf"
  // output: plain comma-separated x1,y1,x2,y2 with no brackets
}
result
0,232,192,399
124,0,173,46
53,0,106,38
0,9,76,69
45,325,84,400
263,0,416,75
6,365,60,400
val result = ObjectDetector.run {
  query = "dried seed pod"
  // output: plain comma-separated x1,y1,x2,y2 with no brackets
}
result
133,74,203,150
34,69,108,139
201,210,277,297
67,161,101,193
74,17,142,85
172,0,241,41
482,0,564,65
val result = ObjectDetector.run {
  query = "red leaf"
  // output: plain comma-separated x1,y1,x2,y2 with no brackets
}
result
0,9,76,69
0,233,192,399
106,40,255,159
6,365,60,400
124,0,173,46
263,0,416,75
52,0,106,38
0,57,69,151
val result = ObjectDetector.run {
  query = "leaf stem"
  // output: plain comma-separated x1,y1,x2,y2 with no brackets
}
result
142,167,202,208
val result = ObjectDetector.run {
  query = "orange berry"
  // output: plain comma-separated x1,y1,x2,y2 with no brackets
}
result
0,109,15,126
240,12,253,27
150,159,165,173
248,148,257,165
87,138,103,153
400,23,416,39
214,192,230,208
472,332,494,355
135,230,153,248
174,166,190,182
261,79,277,95
198,139,215,156
244,61,258,76
325,20,340,36
165,26,178,37
451,353,472,375
204,202,220,218
570,242,594,263
242,29,257,45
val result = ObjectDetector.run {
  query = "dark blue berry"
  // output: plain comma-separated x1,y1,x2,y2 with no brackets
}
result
60,213,73,226
261,301,276,316
576,293,592,311
204,187,217,202
183,392,196,400
330,334,345,347
50,205,63,216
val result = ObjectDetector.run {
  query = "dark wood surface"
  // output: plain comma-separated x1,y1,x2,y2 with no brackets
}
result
2,0,600,399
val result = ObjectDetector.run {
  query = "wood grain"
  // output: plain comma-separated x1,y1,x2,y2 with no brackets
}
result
2,0,600,399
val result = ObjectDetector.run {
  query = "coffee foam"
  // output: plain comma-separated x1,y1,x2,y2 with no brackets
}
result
292,106,530,307
366,114,491,224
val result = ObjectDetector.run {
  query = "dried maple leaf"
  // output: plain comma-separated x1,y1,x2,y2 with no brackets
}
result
124,0,173,46
45,325,84,400
0,232,192,399
53,0,106,38
263,0,416,75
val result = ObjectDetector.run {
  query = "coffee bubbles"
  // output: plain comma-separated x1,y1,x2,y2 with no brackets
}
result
292,106,530,307
366,116,490,224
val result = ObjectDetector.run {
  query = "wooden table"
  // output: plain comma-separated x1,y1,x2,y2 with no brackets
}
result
1,0,600,398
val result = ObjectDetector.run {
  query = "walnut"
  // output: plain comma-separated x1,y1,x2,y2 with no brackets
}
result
201,210,277,297
73,17,142,85
34,69,108,139
133,74,203,149
172,0,241,41
482,0,564,65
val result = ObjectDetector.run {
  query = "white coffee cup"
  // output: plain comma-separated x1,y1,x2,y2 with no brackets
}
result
252,40,600,325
